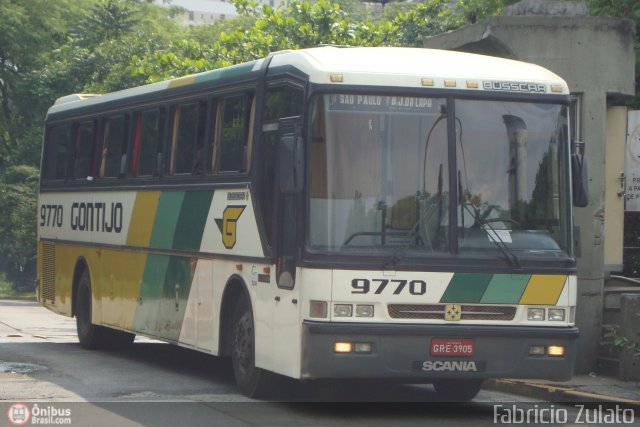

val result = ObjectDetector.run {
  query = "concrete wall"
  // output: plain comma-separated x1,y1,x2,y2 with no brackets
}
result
424,15,636,373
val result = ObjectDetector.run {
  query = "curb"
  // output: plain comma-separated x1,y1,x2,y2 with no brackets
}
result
485,379,640,409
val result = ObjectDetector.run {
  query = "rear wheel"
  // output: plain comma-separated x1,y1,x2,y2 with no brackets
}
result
231,296,275,398
433,379,483,401
75,268,134,349
76,269,104,349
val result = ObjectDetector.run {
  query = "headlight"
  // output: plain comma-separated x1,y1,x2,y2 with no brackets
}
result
548,308,565,321
527,308,545,321
355,304,374,317
334,304,353,317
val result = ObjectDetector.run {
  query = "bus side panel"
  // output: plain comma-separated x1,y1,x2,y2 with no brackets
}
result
179,259,212,350
38,242,97,319
157,256,195,341
96,249,147,330
38,240,73,316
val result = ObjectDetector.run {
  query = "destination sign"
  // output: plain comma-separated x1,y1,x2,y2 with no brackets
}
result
328,94,441,114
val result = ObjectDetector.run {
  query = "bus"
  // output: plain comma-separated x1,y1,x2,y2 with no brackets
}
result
38,46,587,400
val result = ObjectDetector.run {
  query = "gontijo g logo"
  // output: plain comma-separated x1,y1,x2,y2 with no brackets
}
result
7,403,30,426
215,206,246,249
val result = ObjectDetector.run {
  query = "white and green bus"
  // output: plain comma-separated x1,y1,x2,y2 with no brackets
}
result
38,46,587,400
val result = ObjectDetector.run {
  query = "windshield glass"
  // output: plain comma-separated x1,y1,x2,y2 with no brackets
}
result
307,94,571,261
455,100,570,257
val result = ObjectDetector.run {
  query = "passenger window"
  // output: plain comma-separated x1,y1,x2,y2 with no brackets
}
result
168,101,206,175
218,94,254,172
133,109,164,177
72,121,96,181
100,115,128,178
44,125,71,180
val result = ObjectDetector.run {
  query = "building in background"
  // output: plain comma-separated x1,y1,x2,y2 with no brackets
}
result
155,0,285,25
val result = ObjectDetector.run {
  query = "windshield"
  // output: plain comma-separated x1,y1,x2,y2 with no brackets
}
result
307,94,571,261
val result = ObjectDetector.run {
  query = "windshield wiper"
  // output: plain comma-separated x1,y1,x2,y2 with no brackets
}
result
462,203,520,268
383,220,421,269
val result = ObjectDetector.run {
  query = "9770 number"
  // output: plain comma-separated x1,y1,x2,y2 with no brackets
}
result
351,278,427,295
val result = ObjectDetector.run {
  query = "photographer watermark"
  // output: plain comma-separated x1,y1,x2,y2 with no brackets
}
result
7,403,71,426
494,404,636,424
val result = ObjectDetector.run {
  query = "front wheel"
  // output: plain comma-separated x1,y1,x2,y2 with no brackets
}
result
433,379,483,401
231,297,275,398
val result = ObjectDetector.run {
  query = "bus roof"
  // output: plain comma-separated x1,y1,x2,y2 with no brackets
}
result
48,46,568,116
270,46,568,92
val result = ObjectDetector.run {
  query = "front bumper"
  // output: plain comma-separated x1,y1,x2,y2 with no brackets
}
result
301,321,578,381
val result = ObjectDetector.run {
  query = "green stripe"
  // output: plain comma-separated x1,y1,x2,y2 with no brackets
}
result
157,256,195,341
440,273,492,303
133,254,170,335
173,191,214,251
194,61,257,84
150,191,185,249
480,274,531,304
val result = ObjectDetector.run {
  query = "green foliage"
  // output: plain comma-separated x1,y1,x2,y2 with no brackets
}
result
606,331,640,360
0,165,39,289
0,0,80,167
387,0,461,47
72,0,141,47
0,273,35,298
131,0,467,82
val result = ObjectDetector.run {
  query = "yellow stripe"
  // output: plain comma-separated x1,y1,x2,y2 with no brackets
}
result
167,75,197,88
126,191,161,247
97,249,147,330
50,243,147,329
519,275,567,305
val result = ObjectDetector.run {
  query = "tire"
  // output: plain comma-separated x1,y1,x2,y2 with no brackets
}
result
230,296,274,398
75,268,135,350
75,268,106,350
433,379,483,402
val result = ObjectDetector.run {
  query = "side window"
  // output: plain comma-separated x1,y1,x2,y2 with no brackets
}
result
168,101,206,175
264,85,304,121
133,109,164,177
43,125,71,181
217,93,254,173
260,84,304,245
100,115,129,178
72,121,96,181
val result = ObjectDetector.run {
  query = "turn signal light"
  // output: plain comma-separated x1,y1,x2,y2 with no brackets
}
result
334,342,352,353
547,345,565,357
310,301,328,318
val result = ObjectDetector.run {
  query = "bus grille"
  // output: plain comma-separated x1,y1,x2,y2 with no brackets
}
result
41,243,56,304
388,304,516,321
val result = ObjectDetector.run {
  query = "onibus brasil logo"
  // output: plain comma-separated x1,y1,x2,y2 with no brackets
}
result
7,403,30,426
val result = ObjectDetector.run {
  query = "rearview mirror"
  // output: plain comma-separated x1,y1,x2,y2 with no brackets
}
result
277,119,304,194
571,141,589,207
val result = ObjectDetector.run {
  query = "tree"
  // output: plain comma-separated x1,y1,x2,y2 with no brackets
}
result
131,0,463,82
0,165,39,289
0,0,81,167
0,0,179,288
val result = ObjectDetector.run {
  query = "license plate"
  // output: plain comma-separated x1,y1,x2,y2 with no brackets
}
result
430,338,475,357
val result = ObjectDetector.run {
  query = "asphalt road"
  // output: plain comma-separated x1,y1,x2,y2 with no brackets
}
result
1,300,622,426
